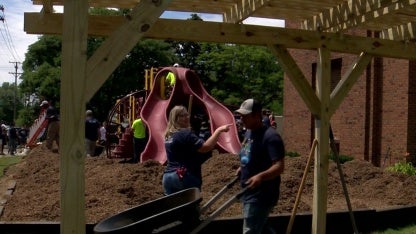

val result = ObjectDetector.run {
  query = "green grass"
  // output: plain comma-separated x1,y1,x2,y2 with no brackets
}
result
367,224,416,233
0,156,22,177
386,161,416,176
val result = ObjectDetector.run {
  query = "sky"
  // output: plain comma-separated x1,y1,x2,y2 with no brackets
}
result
0,0,44,85
1,1,284,86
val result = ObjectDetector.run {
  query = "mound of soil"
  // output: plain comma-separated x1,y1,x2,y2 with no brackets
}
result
1,146,416,224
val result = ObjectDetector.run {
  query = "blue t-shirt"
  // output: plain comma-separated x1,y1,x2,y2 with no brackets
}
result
239,125,285,206
165,129,209,178
85,117,100,141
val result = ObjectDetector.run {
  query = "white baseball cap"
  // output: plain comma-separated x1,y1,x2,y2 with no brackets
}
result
235,99,262,115
40,100,49,107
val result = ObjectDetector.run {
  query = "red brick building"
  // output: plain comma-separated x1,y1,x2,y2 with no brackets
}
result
283,22,416,167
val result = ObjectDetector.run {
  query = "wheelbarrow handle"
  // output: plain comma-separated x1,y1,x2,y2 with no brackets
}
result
200,176,239,214
191,187,248,234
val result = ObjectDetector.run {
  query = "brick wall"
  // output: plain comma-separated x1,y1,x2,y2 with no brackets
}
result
282,20,411,166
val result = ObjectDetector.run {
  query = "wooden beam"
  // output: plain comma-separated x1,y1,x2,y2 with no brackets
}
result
302,0,416,33
329,53,373,117
312,47,331,234
40,0,53,14
268,45,321,118
24,14,416,60
223,0,270,23
381,21,416,41
60,0,89,233
85,0,172,101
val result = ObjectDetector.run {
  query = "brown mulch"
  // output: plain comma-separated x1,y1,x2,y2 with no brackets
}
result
1,146,416,224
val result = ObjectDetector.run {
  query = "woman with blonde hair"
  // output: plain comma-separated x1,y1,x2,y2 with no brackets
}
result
162,105,231,195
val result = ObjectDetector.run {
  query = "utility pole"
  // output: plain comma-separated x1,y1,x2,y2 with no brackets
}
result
9,61,22,124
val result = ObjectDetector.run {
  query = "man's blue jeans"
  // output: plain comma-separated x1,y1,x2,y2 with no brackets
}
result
242,202,275,234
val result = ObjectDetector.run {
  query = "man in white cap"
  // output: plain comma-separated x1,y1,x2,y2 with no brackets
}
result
235,98,285,234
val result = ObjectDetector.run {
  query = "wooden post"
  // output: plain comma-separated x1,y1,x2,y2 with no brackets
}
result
60,0,89,233
312,47,331,234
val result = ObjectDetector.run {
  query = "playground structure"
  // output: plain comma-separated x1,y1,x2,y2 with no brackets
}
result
105,66,241,163
140,67,241,164
105,90,148,159
104,67,157,159
25,66,241,162
25,68,157,152
26,110,48,148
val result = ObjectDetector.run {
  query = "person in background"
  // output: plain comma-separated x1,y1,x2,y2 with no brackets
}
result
162,105,231,195
198,121,211,141
0,123,7,155
235,99,285,234
7,122,17,155
130,117,146,163
165,73,176,99
262,109,271,127
164,63,180,99
18,125,29,147
98,121,107,155
42,100,60,152
85,110,101,157
166,71,176,88
269,112,277,129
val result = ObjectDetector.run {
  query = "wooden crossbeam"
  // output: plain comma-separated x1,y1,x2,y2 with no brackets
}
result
302,0,416,33
223,0,271,23
85,0,173,100
268,44,321,118
24,14,416,60
329,52,373,117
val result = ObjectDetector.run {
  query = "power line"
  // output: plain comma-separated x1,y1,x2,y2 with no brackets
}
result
0,4,21,62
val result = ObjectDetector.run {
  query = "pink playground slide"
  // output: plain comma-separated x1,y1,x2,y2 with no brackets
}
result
140,67,241,164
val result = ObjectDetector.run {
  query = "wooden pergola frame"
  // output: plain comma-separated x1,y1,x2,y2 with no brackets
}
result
23,0,416,233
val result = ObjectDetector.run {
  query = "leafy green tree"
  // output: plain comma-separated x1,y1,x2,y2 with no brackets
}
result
18,10,284,126
19,9,177,123
87,39,176,121
167,14,202,69
196,44,283,113
17,106,36,128
20,36,176,123
165,14,284,113
18,35,61,127
0,82,19,124
20,35,61,103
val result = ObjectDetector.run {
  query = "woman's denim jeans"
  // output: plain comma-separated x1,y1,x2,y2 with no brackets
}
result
162,171,201,195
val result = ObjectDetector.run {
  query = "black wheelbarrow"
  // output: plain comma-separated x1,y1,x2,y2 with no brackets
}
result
94,177,245,234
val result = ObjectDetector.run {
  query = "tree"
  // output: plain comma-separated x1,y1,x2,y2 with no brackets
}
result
165,14,284,113
87,39,176,121
195,44,284,113
0,82,19,124
20,35,61,103
18,11,284,126
166,14,203,70
19,8,177,123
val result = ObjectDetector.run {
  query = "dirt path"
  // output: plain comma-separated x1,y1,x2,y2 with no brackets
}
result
0,175,16,216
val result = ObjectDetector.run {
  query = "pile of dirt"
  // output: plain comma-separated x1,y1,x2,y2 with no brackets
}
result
1,146,416,224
